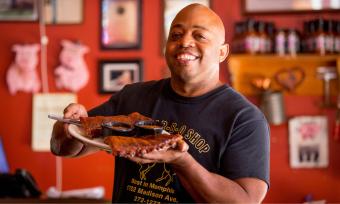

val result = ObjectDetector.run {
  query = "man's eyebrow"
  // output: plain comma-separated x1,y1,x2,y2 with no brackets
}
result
170,24,209,31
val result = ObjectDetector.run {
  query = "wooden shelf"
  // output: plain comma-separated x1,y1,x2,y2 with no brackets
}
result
228,54,340,96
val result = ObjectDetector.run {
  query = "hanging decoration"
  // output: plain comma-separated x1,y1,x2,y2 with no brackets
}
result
289,116,329,168
55,40,89,92
6,44,41,95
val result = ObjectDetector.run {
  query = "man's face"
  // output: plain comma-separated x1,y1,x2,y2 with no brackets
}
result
165,6,226,83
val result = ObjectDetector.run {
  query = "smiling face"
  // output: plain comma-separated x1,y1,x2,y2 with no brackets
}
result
165,4,228,85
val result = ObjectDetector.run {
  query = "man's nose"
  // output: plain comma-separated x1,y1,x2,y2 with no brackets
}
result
178,34,194,48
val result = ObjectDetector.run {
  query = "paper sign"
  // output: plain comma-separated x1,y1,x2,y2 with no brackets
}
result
32,93,77,151
289,116,329,168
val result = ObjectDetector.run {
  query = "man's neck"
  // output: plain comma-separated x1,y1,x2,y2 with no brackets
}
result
170,78,223,97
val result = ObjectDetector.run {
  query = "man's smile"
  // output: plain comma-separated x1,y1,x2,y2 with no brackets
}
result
176,53,197,60
174,52,200,65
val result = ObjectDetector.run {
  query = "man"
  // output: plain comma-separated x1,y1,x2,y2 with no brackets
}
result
51,4,270,203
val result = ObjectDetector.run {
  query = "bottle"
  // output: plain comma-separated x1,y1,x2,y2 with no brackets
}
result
265,22,275,53
308,20,317,53
232,22,245,53
275,29,286,56
245,19,259,54
287,29,300,56
324,19,334,54
315,18,326,55
334,20,340,53
302,21,310,53
258,21,267,54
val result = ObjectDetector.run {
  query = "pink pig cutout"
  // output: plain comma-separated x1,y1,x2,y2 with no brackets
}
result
55,40,89,92
6,44,41,95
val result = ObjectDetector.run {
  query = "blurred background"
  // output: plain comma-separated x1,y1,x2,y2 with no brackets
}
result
0,0,339,202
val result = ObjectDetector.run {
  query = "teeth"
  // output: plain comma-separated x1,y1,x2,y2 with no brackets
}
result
177,54,196,60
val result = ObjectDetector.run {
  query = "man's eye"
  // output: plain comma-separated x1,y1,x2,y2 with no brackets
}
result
170,33,182,41
195,34,206,40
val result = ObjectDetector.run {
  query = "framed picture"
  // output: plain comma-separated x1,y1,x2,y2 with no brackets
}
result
99,60,143,93
243,0,340,14
0,0,38,21
163,0,210,44
43,0,83,24
100,0,142,49
288,116,329,168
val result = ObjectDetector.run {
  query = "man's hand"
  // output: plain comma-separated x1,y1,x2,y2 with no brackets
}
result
63,103,88,119
62,103,88,138
127,140,189,164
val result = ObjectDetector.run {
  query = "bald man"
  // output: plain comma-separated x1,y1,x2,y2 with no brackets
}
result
51,4,269,203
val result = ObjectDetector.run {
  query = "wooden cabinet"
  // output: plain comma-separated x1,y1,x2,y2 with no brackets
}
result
228,54,340,96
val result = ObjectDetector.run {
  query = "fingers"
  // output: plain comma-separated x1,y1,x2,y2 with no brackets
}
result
139,141,189,162
62,103,87,139
126,155,155,164
176,140,189,152
63,103,88,119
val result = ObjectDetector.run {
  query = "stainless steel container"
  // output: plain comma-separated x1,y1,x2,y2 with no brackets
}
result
260,90,286,125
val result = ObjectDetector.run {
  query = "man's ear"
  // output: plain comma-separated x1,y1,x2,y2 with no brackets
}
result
219,43,229,63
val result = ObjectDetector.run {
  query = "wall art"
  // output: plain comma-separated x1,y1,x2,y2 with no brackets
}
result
289,116,329,168
100,0,142,49
99,60,143,93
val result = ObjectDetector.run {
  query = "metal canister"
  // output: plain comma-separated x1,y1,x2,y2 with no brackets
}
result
260,90,286,125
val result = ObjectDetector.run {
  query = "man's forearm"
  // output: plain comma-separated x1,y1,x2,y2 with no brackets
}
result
171,153,256,203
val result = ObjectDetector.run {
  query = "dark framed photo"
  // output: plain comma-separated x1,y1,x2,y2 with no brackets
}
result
0,0,38,21
99,60,143,93
100,0,142,49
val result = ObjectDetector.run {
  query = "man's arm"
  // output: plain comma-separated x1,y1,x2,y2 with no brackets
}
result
50,103,99,157
128,142,267,203
171,152,267,203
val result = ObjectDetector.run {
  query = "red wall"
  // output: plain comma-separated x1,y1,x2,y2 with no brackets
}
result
0,0,339,202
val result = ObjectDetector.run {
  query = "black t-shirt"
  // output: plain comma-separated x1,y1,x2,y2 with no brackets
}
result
89,78,270,203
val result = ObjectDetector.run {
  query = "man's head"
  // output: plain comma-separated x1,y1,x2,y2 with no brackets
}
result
165,3,228,85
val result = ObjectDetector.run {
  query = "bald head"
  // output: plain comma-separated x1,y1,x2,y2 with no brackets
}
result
170,3,225,44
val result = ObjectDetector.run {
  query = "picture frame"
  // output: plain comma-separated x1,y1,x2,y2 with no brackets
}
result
100,0,142,49
288,116,329,168
43,0,83,24
0,0,38,21
163,0,210,45
243,0,340,14
99,60,143,93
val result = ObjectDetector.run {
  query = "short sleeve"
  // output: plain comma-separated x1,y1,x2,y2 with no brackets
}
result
221,118,270,187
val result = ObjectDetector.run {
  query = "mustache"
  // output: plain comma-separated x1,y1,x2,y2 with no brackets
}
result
174,48,199,56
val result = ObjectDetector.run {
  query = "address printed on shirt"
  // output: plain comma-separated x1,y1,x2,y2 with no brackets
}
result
126,178,178,203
